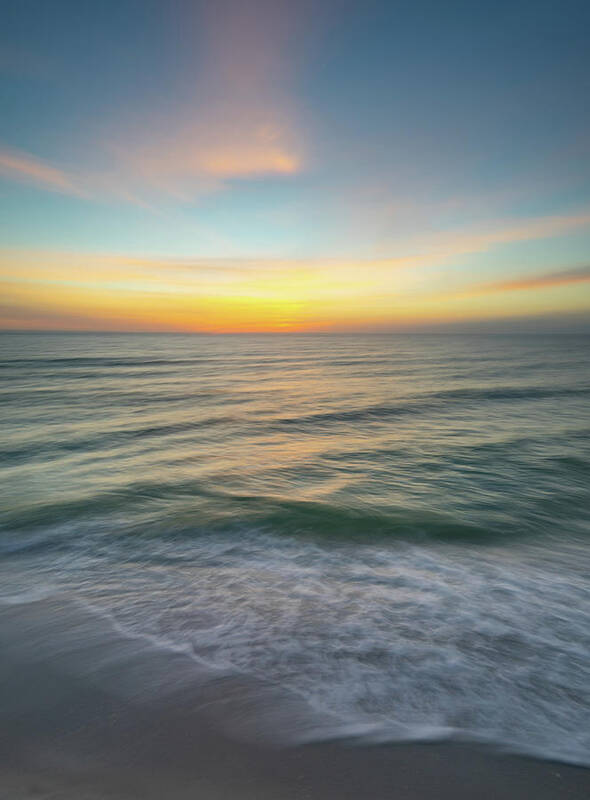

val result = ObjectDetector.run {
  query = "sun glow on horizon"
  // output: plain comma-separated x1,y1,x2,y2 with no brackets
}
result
2,234,590,333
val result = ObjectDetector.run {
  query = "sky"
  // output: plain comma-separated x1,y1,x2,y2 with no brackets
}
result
1,0,589,332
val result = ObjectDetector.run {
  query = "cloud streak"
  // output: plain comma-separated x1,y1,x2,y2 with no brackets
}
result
460,264,590,296
0,249,421,298
0,1,305,206
0,148,82,196
398,212,590,261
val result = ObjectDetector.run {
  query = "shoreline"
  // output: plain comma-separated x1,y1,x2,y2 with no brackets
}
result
2,597,589,800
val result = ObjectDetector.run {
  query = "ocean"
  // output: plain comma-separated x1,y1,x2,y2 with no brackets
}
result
1,331,590,766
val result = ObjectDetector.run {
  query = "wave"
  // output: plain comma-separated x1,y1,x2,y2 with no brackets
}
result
0,414,240,465
265,384,590,430
229,497,501,542
3,378,588,466
0,356,216,367
0,481,521,552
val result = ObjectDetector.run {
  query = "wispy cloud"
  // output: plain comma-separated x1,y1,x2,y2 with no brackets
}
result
0,146,157,207
0,148,82,196
0,1,304,205
397,211,590,260
0,249,422,298
464,264,590,295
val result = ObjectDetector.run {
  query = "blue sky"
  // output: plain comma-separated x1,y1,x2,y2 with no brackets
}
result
1,0,589,331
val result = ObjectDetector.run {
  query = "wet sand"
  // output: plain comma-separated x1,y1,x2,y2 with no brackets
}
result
2,598,589,800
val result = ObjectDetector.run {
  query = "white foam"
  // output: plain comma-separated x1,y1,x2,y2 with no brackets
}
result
3,529,590,764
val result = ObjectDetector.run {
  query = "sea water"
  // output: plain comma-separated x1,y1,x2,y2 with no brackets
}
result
1,332,589,764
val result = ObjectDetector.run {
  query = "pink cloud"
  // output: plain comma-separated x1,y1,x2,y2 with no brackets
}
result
468,264,590,294
0,148,81,195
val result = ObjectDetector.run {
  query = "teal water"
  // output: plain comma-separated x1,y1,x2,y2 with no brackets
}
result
1,332,590,763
